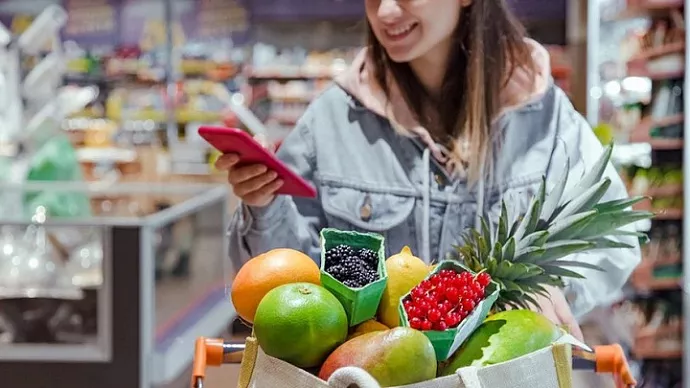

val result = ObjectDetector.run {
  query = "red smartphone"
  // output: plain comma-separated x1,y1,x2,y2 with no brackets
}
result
198,126,317,198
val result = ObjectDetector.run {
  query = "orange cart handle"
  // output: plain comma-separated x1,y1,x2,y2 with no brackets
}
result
594,344,637,388
191,337,246,388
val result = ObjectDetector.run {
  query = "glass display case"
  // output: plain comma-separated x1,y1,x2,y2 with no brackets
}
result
0,181,232,388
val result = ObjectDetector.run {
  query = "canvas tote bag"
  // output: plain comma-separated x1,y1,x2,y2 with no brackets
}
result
236,335,574,388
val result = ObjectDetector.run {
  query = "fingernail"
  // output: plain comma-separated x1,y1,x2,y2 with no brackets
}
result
228,155,239,164
257,165,268,174
275,179,284,187
268,171,278,179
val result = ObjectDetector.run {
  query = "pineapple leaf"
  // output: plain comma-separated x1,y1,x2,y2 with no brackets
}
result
512,197,542,240
547,210,598,241
501,237,516,261
565,143,613,203
577,210,655,239
498,201,509,243
549,260,604,271
555,178,611,221
606,230,651,245
536,240,594,261
481,218,492,247
493,242,504,262
517,230,549,251
536,176,547,211
586,237,635,250
541,159,569,222
594,196,649,213
514,263,545,279
521,293,541,310
514,246,545,263
540,265,586,279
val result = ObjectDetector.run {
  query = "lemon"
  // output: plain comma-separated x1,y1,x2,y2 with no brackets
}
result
377,246,431,328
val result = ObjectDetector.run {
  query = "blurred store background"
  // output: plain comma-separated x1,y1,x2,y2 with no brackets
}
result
0,0,684,387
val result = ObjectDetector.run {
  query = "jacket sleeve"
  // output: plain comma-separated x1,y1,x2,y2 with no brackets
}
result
227,110,326,271
548,105,642,319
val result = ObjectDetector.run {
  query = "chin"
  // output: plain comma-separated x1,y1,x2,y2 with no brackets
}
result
385,47,423,63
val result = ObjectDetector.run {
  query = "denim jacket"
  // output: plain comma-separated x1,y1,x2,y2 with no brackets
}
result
227,80,641,319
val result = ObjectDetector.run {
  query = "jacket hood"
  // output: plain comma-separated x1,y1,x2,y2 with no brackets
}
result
333,38,552,175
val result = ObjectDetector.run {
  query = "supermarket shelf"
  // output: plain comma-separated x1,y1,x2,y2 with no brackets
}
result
654,208,684,219
649,138,684,150
632,114,685,134
605,0,685,22
632,347,683,360
627,67,685,80
647,184,683,197
629,42,686,61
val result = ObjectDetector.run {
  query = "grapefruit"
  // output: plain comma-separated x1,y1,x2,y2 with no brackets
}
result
231,248,320,323
377,246,430,327
253,282,348,368
440,309,562,375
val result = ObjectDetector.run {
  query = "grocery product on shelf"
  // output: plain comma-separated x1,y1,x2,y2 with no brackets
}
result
192,144,650,388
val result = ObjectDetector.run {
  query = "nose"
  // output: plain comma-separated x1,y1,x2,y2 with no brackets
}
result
377,0,403,22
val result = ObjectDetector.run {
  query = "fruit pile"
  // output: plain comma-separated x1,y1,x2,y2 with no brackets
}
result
220,145,654,387
403,270,492,331
324,244,380,288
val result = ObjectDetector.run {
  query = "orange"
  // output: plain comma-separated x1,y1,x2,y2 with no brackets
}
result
253,282,348,368
231,248,320,323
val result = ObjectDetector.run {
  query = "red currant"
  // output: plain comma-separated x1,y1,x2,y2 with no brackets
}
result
410,306,424,319
415,300,430,314
460,272,473,283
461,299,475,312
411,287,425,298
403,299,413,310
420,280,433,290
474,289,485,302
409,317,422,329
445,313,459,328
434,320,448,331
476,272,492,287
421,319,433,331
445,287,460,303
471,281,484,294
461,288,474,300
441,300,453,313
427,308,441,323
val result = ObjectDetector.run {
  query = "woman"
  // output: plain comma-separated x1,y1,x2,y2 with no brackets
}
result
217,0,640,339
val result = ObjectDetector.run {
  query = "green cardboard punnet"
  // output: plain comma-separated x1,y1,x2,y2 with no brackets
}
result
398,260,500,361
319,228,388,326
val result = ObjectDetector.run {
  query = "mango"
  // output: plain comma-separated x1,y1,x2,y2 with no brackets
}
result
440,310,561,376
319,327,437,387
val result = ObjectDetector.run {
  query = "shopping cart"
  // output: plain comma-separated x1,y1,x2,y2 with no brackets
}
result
190,335,638,388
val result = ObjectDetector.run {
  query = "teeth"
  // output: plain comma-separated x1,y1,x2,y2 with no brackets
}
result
386,23,415,37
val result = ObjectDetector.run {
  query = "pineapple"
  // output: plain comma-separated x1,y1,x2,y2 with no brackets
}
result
454,144,654,311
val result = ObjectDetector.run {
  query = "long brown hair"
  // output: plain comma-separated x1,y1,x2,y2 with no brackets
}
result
367,0,536,184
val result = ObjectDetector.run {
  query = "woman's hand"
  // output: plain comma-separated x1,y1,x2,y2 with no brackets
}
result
529,285,584,341
214,134,284,208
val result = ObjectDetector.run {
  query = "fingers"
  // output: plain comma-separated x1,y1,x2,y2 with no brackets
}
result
228,164,268,185
557,306,584,341
214,153,239,170
242,179,284,204
234,171,278,197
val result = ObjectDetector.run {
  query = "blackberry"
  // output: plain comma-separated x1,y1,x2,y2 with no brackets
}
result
325,244,355,266
324,250,380,288
358,248,379,270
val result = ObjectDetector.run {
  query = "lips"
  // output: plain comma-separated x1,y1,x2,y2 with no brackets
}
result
384,22,418,41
